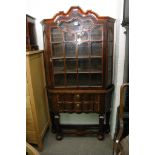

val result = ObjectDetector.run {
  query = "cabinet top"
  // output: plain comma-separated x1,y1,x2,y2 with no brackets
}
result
41,6,115,25
26,50,44,56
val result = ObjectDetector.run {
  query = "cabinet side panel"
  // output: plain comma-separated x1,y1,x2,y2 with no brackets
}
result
29,53,49,133
43,27,53,87
105,21,115,88
26,131,38,144
26,81,35,131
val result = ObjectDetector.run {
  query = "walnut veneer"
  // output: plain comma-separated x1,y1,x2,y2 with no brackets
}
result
41,6,115,140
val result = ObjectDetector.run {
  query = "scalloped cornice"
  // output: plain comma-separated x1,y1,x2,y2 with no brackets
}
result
41,6,115,25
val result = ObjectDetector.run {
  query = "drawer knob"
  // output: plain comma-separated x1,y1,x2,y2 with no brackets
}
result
76,94,80,98
76,103,80,107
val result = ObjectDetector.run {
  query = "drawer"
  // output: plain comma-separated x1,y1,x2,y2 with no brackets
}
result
82,101,93,112
74,94,81,102
58,94,100,102
59,101,74,111
59,94,74,102
50,93,101,113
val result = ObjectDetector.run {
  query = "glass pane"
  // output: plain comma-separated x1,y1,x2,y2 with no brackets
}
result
53,59,64,73
91,58,102,72
78,74,90,86
78,59,90,72
108,27,113,41
54,74,64,86
108,56,113,71
108,42,113,57
60,19,81,32
77,31,88,42
66,58,76,72
66,74,77,86
83,20,94,29
51,28,62,42
52,43,63,58
78,42,89,57
90,73,102,86
64,32,75,41
91,42,102,56
91,25,102,41
65,42,76,57
59,22,66,30
108,71,112,85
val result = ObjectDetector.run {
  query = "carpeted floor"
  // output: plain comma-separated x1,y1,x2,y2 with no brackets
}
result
39,129,113,155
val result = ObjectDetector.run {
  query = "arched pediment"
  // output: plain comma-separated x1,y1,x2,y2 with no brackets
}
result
55,7,98,23
53,6,100,32
41,6,115,30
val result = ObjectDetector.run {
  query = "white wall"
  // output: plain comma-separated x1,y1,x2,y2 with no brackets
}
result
26,0,126,138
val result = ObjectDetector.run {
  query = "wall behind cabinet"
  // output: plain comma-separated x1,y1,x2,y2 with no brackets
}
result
26,0,126,138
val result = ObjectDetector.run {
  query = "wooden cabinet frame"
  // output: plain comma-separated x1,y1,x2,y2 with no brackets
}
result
41,6,115,140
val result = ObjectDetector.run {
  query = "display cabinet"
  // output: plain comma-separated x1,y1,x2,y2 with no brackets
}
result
41,6,115,140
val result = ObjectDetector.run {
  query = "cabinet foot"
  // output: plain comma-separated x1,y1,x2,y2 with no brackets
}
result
97,134,104,140
56,134,63,140
105,124,110,133
51,127,57,133
38,140,43,151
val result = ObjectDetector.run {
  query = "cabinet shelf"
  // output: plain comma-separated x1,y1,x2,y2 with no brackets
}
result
90,71,102,73
51,56,102,60
51,40,103,44
54,72,64,74
90,56,102,58
66,71,77,73
54,86,103,89
52,57,64,60
54,71,102,74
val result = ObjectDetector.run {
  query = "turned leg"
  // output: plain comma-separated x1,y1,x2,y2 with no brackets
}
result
51,112,57,133
97,114,105,140
54,114,63,140
105,111,110,133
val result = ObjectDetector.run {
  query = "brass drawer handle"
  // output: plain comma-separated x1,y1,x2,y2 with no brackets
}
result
76,103,80,107
76,94,80,98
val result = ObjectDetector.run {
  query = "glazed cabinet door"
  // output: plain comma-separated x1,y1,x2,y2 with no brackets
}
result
49,23,105,88
105,22,114,88
42,7,115,89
